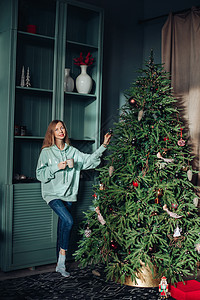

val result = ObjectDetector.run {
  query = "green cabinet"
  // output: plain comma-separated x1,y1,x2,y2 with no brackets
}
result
0,0,104,271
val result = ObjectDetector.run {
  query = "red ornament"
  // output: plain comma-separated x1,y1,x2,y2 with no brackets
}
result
110,240,118,250
163,137,169,141
92,193,97,199
178,138,185,146
132,181,139,187
172,203,178,209
178,128,185,146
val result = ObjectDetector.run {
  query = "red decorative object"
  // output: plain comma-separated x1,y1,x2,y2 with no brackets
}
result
178,128,185,147
172,203,178,209
92,193,97,199
132,181,139,187
159,276,168,298
170,280,200,300
74,52,94,66
27,25,36,34
164,137,169,141
110,240,118,250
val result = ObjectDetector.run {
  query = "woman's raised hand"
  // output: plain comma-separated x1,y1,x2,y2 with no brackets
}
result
103,132,112,147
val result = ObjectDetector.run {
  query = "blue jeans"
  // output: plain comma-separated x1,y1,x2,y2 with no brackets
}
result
49,199,73,258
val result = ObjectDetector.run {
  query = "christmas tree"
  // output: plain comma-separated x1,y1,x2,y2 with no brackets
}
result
74,52,200,285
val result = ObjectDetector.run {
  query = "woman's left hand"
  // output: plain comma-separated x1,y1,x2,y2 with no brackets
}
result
103,132,112,147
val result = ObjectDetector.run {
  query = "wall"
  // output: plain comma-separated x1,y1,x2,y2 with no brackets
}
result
78,0,144,133
78,1,200,133
142,0,200,63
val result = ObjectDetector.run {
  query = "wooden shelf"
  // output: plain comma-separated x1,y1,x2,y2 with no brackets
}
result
18,31,55,41
14,136,44,140
67,40,98,50
64,91,96,98
16,86,53,94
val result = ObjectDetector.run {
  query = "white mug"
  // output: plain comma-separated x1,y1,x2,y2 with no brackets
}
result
66,158,74,168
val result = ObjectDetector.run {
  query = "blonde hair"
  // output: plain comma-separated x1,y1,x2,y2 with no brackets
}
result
42,120,70,149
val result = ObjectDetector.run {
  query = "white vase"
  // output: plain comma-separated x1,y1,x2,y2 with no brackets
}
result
64,68,74,92
76,65,92,94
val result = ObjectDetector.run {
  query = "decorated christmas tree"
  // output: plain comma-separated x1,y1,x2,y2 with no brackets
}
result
74,52,200,285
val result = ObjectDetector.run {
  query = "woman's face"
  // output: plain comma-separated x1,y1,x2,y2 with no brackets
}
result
54,122,66,141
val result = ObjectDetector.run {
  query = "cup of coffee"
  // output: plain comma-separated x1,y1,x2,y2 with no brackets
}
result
66,158,74,168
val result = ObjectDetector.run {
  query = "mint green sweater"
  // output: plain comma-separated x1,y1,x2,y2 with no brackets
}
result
36,144,106,204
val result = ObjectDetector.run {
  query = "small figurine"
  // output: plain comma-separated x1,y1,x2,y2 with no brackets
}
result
173,224,182,238
20,65,25,87
163,204,183,219
95,206,106,225
159,276,169,299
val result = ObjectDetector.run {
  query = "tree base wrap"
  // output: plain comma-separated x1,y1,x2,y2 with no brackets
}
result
170,280,200,300
124,262,161,287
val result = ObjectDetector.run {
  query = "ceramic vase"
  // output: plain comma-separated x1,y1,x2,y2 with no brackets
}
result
64,68,74,92
76,65,92,94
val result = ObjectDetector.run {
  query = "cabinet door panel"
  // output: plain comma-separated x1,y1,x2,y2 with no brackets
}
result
12,183,57,268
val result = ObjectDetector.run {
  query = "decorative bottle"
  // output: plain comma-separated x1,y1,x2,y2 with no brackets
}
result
64,68,74,92
76,65,92,94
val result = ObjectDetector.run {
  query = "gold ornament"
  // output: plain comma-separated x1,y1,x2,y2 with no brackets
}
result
187,169,193,181
109,165,114,177
193,197,199,207
138,109,144,121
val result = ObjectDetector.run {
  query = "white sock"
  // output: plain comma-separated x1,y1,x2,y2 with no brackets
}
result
57,253,65,268
56,252,70,277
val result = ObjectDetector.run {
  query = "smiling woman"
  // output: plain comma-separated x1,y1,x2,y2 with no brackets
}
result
36,119,111,277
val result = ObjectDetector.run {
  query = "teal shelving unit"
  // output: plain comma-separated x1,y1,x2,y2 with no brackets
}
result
0,0,104,271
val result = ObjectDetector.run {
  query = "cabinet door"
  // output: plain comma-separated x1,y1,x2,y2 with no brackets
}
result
63,4,103,150
12,184,57,269
14,0,57,183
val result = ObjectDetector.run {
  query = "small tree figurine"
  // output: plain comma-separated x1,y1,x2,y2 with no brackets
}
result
20,66,25,87
25,67,31,87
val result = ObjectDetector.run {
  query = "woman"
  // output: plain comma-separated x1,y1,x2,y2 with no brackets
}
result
36,120,111,277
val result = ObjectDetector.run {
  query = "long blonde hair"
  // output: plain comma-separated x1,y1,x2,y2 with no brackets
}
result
42,120,70,149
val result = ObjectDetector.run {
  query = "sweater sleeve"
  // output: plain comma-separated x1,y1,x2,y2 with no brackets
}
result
36,149,60,183
79,145,107,170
